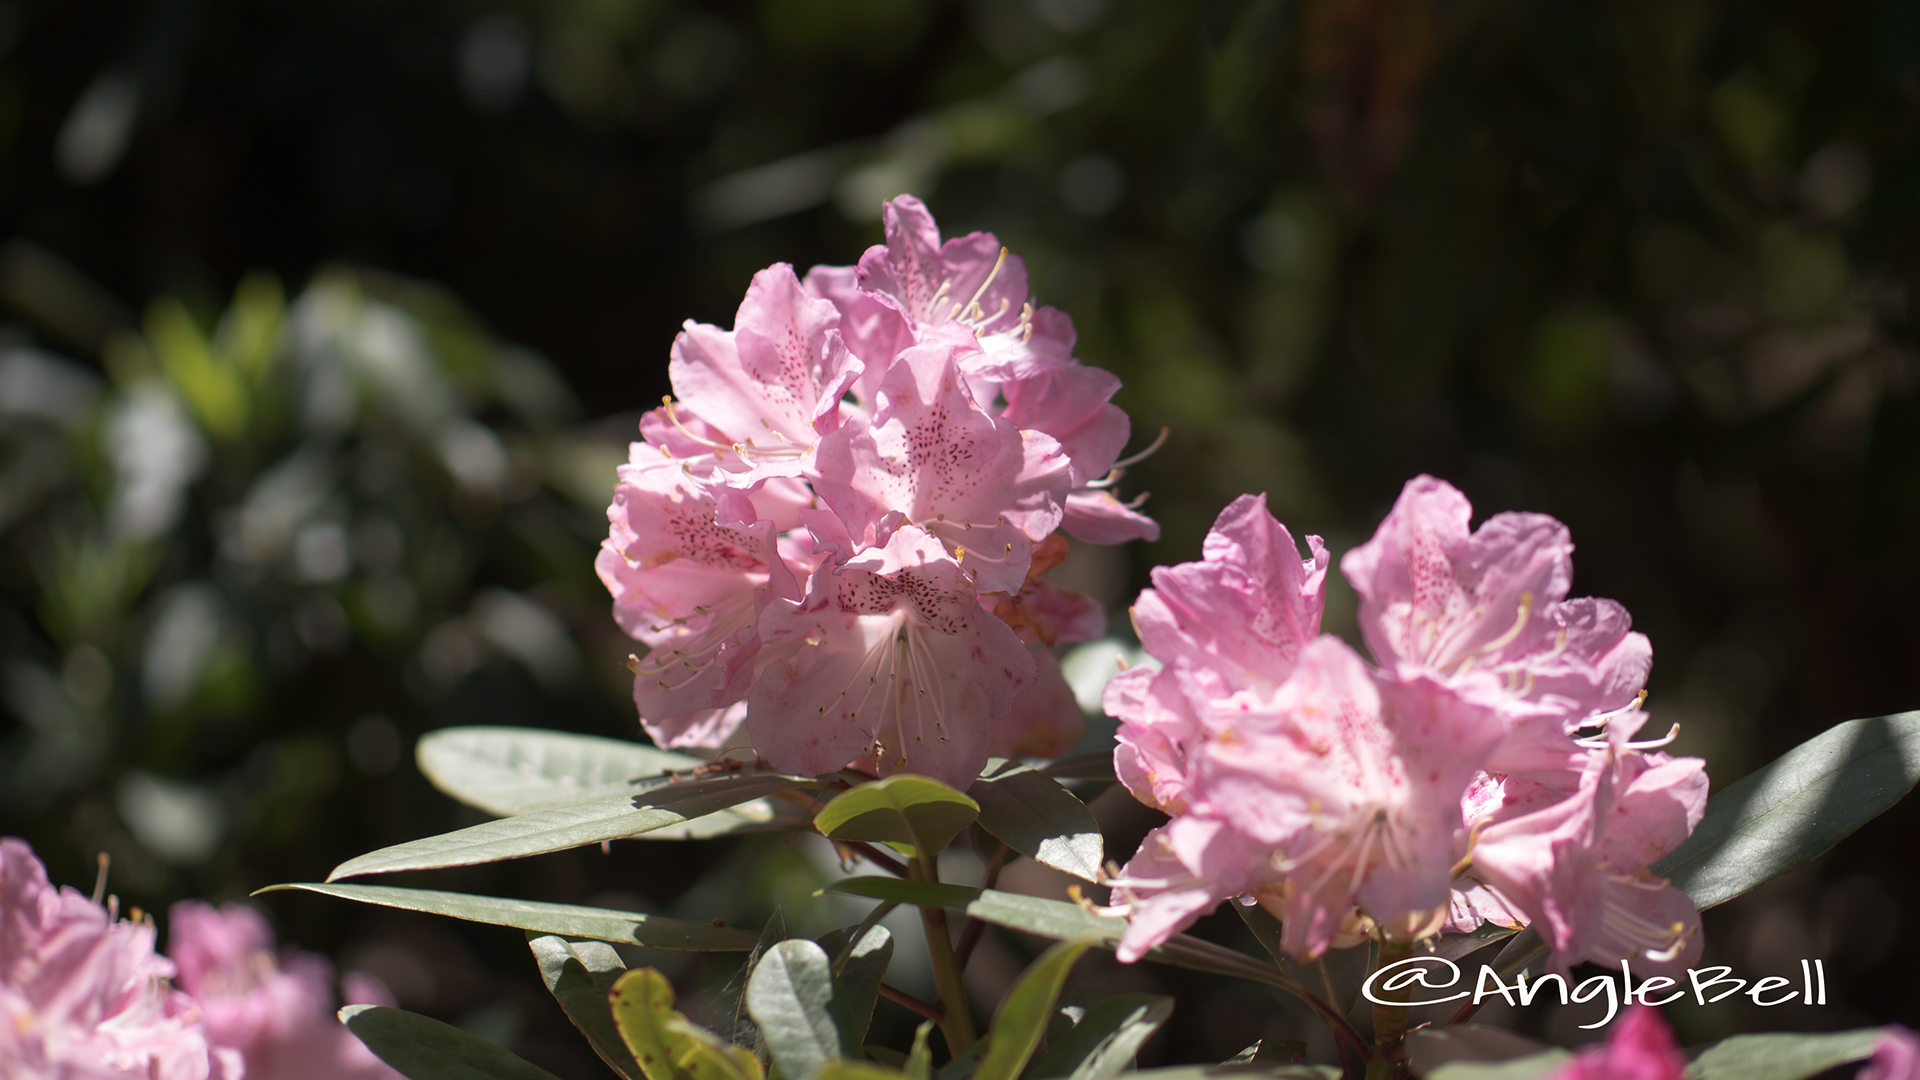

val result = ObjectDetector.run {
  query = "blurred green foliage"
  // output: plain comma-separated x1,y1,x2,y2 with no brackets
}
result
4,0,1920,1068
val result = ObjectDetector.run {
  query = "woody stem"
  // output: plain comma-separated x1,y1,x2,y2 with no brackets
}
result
1366,940,1414,1080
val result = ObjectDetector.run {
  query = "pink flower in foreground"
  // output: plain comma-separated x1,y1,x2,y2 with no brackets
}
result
1341,475,1650,729
1108,493,1327,814
1106,482,1708,970
814,195,1156,544
1460,710,1707,976
0,838,238,1080
167,903,401,1080
1550,1005,1685,1080
603,194,1155,777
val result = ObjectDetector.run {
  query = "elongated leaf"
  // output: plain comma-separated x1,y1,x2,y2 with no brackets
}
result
730,907,791,1047
974,939,1096,1080
816,923,893,1044
262,883,760,950
963,890,1288,989
814,775,979,858
969,761,1103,881
1656,712,1920,909
1234,904,1373,1015
418,726,701,813
529,935,642,1080
1409,1025,1562,1079
818,1066,909,1080
1428,924,1521,964
1026,992,1173,1080
746,939,854,1080
1685,1029,1886,1080
1121,1065,1338,1080
821,877,980,909
327,772,811,879
905,1022,934,1080
611,968,764,1080
340,1003,564,1080
1426,1051,1569,1080
417,727,800,839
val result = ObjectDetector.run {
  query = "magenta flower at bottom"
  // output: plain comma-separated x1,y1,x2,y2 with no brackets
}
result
1550,1006,1685,1080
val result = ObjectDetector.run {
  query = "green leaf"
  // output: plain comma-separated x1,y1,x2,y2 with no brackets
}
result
818,1065,910,1080
1684,1029,1886,1080
326,772,812,879
611,967,764,1080
528,935,643,1080
1223,1042,1306,1065
1409,1026,1563,1080
1234,904,1373,1015
1425,1052,1569,1080
261,883,760,950
417,726,701,813
905,1022,934,1080
820,877,981,909
1026,992,1172,1080
1655,712,1920,908
814,775,980,859
968,761,1104,881
973,938,1096,1080
731,907,791,1046
962,890,1287,989
746,939,855,1080
339,1003,565,1080
1427,924,1521,964
816,923,893,1044
1120,1065,1339,1080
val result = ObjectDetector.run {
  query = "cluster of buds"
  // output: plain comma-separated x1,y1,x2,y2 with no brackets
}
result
597,197,1156,790
1102,478,1708,977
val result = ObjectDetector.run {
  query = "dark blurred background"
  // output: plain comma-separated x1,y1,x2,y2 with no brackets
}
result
3,0,1918,1071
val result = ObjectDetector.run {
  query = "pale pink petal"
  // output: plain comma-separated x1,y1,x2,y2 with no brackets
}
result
1106,665,1201,813
1063,489,1161,544
749,527,1035,788
1111,819,1264,963
989,652,1084,758
1128,494,1325,701
1001,363,1128,485
667,264,848,448
812,343,1071,593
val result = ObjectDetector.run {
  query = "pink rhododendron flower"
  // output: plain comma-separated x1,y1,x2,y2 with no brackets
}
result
750,526,1036,788
1549,1005,1686,1080
167,903,401,1080
0,838,239,1080
1459,711,1707,976
812,342,1071,594
1105,482,1708,971
1106,493,1326,815
602,194,1155,779
1341,475,1650,728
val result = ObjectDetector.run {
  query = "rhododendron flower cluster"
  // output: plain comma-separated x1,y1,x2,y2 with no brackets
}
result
166,902,402,1080
2,838,235,1080
1102,478,1708,976
1,838,400,1080
598,196,1155,789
